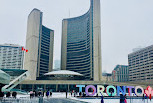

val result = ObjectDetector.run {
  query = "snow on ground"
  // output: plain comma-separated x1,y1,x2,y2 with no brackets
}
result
16,92,153,103
72,98,153,103
71,97,153,103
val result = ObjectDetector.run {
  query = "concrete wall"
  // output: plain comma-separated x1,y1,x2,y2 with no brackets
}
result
49,30,54,72
24,9,42,80
92,0,102,81
61,20,68,70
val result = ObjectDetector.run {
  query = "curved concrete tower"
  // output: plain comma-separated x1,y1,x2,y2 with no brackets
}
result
61,0,102,81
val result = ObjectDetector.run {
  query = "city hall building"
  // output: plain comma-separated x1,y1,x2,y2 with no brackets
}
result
61,0,102,81
1,0,151,93
24,9,54,80
11,0,103,92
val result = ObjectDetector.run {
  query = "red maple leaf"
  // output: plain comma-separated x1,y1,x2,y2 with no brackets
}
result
144,86,153,96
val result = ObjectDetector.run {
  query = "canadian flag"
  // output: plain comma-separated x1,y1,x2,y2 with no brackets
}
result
22,47,28,52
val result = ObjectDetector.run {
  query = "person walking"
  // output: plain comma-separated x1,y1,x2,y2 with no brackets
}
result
79,92,81,97
30,91,33,98
101,95,104,103
66,91,68,98
124,94,127,103
149,94,152,101
0,92,4,98
43,91,45,97
120,94,125,103
50,91,52,97
142,94,145,101
12,92,17,99
46,91,49,98
100,92,104,103
6,92,11,98
38,91,41,96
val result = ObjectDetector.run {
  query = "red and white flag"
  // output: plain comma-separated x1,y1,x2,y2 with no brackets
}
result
22,47,28,52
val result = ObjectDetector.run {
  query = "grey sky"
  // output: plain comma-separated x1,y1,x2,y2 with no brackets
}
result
0,0,153,73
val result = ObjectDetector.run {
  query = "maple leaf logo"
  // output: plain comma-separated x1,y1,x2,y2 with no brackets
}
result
144,86,153,96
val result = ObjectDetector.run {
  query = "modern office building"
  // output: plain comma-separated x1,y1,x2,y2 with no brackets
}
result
0,44,24,70
24,8,54,80
112,65,129,82
128,45,153,81
61,0,102,81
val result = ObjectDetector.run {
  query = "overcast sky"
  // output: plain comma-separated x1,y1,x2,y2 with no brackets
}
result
0,0,153,73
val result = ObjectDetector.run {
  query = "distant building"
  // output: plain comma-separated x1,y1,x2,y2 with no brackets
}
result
54,60,60,69
128,45,153,81
132,47,143,52
0,44,24,69
102,73,112,82
61,0,102,81
112,65,129,82
24,8,54,80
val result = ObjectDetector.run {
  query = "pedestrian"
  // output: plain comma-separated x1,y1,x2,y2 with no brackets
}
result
96,93,98,97
101,95,104,103
12,92,17,99
142,94,145,101
34,91,38,97
46,91,49,98
6,92,11,98
149,94,152,101
100,92,104,103
30,91,33,98
0,92,4,98
120,94,125,103
50,92,52,97
79,92,81,97
82,92,85,97
38,91,41,96
66,91,67,98
71,92,72,97
43,91,45,97
124,94,127,103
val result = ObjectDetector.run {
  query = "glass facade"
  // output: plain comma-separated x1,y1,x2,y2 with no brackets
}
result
65,0,94,80
38,26,52,77
25,9,54,80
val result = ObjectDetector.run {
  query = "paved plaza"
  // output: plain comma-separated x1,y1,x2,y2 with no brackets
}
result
44,98,87,103
1,93,153,103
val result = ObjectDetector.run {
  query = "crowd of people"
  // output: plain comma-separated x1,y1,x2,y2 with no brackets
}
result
0,91,17,98
29,90,52,98
1,90,152,103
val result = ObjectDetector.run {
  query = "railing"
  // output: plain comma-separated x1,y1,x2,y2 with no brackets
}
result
2,71,29,92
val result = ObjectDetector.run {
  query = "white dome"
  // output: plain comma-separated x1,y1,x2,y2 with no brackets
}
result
44,70,83,76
